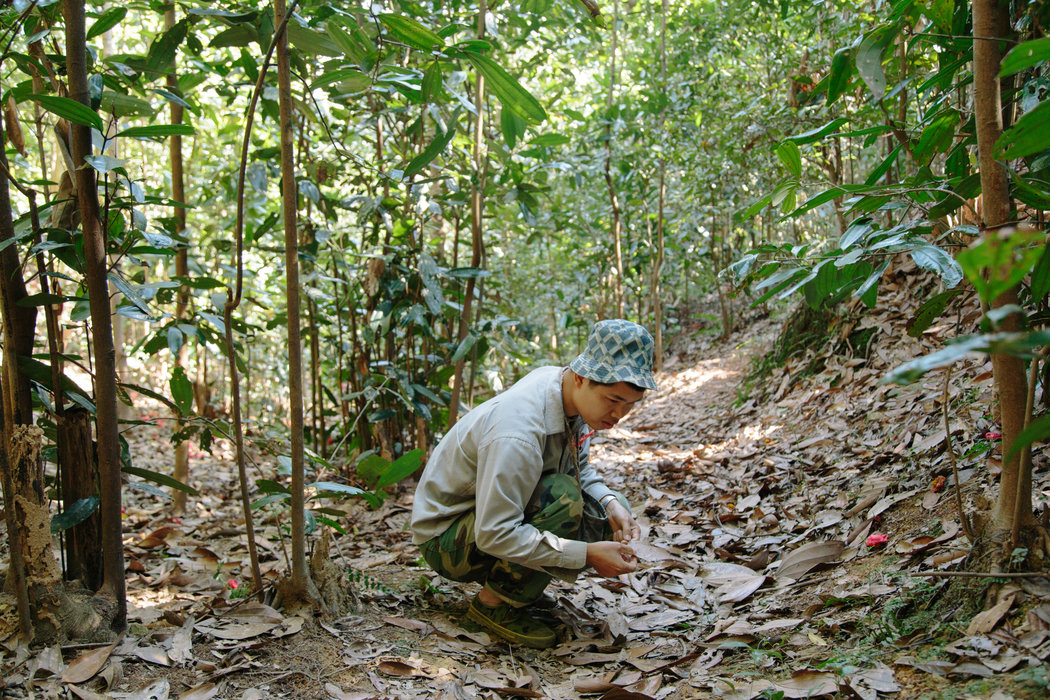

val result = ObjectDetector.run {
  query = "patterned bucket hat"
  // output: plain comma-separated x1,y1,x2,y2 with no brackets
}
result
569,319,657,390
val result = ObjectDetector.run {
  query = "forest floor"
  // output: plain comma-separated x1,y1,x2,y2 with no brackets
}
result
3,259,1050,699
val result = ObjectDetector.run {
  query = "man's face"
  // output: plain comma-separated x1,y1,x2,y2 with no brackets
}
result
574,378,645,431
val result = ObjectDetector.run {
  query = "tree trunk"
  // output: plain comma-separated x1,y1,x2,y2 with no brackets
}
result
603,0,625,318
59,407,102,590
652,0,668,372
0,95,38,641
166,7,191,515
275,0,309,592
972,0,1033,536
447,0,487,429
63,0,126,631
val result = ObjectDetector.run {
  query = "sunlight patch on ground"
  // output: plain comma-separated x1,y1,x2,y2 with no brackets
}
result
661,357,739,395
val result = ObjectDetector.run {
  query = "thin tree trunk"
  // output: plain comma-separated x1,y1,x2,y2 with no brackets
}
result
652,0,668,372
447,0,487,429
63,0,125,631
275,0,309,590
604,0,625,318
166,7,191,514
972,0,1032,536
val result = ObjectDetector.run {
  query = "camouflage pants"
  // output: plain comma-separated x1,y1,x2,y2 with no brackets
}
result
419,473,615,607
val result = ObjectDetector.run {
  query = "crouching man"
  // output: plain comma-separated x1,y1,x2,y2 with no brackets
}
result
411,319,657,648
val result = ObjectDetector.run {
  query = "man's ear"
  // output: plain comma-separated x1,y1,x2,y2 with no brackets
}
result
572,372,585,388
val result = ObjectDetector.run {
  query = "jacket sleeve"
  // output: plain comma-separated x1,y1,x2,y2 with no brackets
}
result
576,434,621,506
473,434,588,570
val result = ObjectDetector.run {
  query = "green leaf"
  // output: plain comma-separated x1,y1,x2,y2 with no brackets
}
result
147,18,188,73
737,193,772,220
450,332,476,364
356,454,389,489
827,47,853,105
500,106,527,147
1005,415,1050,463
883,331,1050,385
786,118,849,145
87,7,126,40
1030,244,1050,301
997,100,1050,160
115,124,195,140
1001,38,1050,77
309,481,367,497
422,62,443,102
774,141,802,178
907,289,964,337
31,95,103,131
403,122,456,179
379,14,444,51
170,366,193,415
909,244,963,288
50,496,100,533
445,267,492,279
107,272,154,319
461,52,547,123
123,465,199,495
84,154,126,174
376,449,424,488
856,26,896,101
865,144,904,186
913,110,959,163
957,229,1045,304
1009,171,1050,210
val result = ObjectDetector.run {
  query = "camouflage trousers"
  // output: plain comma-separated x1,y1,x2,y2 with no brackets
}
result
419,473,616,607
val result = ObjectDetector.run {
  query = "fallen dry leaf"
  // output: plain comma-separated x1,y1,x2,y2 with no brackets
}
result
967,594,1016,635
775,540,844,580
62,641,118,684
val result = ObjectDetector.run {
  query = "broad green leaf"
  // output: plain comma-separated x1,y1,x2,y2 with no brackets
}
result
957,229,1045,303
123,465,199,495
1001,38,1050,77
909,244,963,288
422,62,443,102
865,144,904,186
170,366,193,415
147,18,188,73
461,52,547,123
87,7,126,40
403,122,456,179
418,251,446,315
855,259,890,308
451,332,477,364
1005,415,1050,462
257,479,289,494
31,95,103,131
774,141,802,179
166,326,182,355
856,26,896,101
50,496,100,533
1009,171,1050,209
16,292,68,307
376,449,424,488
737,193,772,220
827,47,852,105
500,106,527,147
907,289,965,337
287,25,342,56
379,14,444,51
997,100,1050,160
309,481,367,497
787,118,849,145
116,124,195,140
883,331,1050,385
839,218,874,250
530,134,571,147
356,454,389,489
107,272,153,319
918,0,953,30
1030,245,1050,301
913,110,959,163
445,267,492,278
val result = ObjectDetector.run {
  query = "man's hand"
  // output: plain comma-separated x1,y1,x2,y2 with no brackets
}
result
606,499,641,544
586,541,637,577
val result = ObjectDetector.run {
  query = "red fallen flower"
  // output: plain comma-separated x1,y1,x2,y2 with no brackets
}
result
985,432,1002,440
931,475,947,493
866,533,889,548
227,579,239,589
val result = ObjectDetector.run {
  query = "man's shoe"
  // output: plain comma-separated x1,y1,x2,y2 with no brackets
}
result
466,595,557,649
